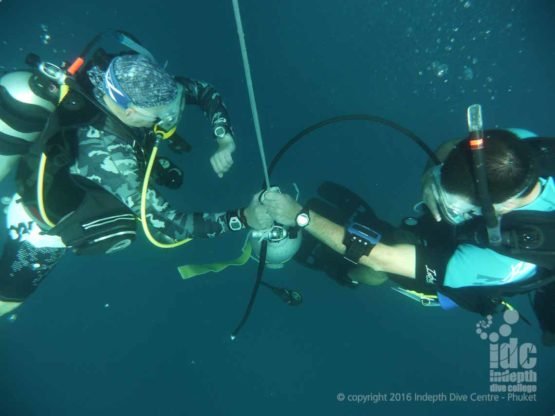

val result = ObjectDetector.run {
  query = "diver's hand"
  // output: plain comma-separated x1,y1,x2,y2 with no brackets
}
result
244,191,273,230
421,167,442,222
262,191,302,227
210,133,236,178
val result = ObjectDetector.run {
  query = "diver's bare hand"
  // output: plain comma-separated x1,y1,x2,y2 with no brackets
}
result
244,191,273,230
421,167,441,222
262,190,302,227
210,133,236,178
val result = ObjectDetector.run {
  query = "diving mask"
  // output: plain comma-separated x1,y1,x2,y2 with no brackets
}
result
133,83,185,132
430,164,481,224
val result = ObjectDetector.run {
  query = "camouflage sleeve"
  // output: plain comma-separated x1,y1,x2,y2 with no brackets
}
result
69,125,230,241
177,77,233,138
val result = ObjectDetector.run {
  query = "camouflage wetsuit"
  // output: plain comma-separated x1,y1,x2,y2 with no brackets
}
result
0,77,237,302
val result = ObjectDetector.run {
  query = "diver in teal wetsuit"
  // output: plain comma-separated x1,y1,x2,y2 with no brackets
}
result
265,128,555,347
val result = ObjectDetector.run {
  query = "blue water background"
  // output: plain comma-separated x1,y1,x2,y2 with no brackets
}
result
0,1,554,415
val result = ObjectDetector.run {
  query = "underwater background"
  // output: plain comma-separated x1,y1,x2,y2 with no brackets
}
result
1,0,554,415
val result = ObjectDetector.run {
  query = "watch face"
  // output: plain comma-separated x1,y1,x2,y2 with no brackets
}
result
296,212,310,228
228,216,243,231
214,126,226,138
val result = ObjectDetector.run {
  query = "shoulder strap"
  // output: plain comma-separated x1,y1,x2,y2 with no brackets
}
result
495,210,555,269
456,211,555,270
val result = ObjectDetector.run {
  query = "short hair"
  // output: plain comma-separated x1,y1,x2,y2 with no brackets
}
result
441,129,538,204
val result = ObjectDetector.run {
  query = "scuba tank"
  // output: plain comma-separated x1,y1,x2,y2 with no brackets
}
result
248,225,303,269
0,67,60,181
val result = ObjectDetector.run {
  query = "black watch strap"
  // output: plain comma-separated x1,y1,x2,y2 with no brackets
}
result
343,223,381,264
343,236,372,264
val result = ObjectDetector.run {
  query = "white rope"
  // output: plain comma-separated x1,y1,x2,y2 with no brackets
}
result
232,0,271,189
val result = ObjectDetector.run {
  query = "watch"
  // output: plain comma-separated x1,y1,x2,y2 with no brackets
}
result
343,222,381,264
214,126,227,139
226,209,246,232
295,207,311,228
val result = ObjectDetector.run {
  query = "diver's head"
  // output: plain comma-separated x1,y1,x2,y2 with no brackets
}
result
432,130,539,224
101,54,184,130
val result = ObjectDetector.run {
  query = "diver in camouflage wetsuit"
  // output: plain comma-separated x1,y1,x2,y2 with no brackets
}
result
0,53,271,316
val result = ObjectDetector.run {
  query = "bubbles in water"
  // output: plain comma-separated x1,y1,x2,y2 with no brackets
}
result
431,61,448,78
7,314,17,323
462,66,474,80
40,24,51,45
40,33,51,45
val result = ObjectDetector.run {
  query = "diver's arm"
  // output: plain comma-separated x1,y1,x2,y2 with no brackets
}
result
117,166,242,240
140,189,271,240
305,211,417,278
71,126,238,240
179,77,236,177
143,195,231,240
178,77,233,138
263,191,417,278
